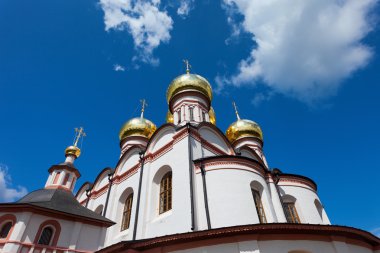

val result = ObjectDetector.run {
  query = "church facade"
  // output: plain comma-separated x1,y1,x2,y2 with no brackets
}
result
0,69,379,253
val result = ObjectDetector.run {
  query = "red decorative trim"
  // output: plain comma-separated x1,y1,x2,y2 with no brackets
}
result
278,175,317,191
5,240,92,253
195,158,266,176
172,99,209,113
33,220,61,247
0,214,16,242
45,185,71,191
48,165,81,178
97,224,380,253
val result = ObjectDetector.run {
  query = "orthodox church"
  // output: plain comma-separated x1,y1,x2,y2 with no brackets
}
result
0,65,379,253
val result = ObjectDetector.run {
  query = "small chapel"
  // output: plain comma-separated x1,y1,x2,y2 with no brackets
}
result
1,64,379,253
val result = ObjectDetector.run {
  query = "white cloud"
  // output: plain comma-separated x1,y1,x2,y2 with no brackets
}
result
114,64,126,71
220,0,377,104
100,0,173,65
0,165,27,202
177,0,194,18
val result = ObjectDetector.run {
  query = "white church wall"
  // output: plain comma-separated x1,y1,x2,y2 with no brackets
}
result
140,137,193,239
105,167,140,245
75,223,106,251
204,167,276,228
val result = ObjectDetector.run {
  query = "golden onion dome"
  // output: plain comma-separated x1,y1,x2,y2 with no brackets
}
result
209,107,216,125
226,119,263,143
119,117,157,141
65,145,81,158
166,73,212,103
166,110,174,123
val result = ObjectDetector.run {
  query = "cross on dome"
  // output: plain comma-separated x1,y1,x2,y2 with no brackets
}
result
73,127,86,147
232,101,241,120
140,99,148,118
183,59,191,74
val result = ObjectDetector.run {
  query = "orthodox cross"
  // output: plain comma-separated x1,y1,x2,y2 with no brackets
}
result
140,99,148,118
232,101,241,120
183,59,191,74
73,127,86,147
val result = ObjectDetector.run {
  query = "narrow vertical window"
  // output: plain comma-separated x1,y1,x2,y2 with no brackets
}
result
177,110,181,124
159,172,172,214
202,111,206,122
284,202,300,223
121,194,133,231
251,189,267,223
62,173,70,186
0,222,12,239
189,107,194,121
53,172,61,184
38,227,54,245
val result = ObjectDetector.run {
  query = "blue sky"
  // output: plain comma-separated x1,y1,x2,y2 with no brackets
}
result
0,0,379,236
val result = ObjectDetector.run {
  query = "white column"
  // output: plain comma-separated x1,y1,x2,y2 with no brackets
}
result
267,176,287,222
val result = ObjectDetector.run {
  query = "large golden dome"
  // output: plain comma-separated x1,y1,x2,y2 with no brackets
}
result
166,73,212,103
226,119,263,143
119,117,157,141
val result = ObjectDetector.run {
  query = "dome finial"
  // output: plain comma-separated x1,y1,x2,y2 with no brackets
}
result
140,99,147,119
65,127,86,159
183,59,191,74
232,101,241,120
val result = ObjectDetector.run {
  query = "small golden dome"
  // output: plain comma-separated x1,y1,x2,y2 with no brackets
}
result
209,107,216,125
226,119,263,143
166,73,212,103
119,117,157,141
65,145,81,158
166,110,174,123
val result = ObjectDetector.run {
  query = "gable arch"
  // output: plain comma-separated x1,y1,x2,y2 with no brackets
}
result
92,168,113,192
75,182,92,203
115,147,141,176
146,125,176,154
198,123,234,155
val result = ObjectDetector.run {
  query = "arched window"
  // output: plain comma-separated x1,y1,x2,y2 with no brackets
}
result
0,221,12,239
314,199,324,222
37,226,54,245
202,111,206,122
159,172,172,214
121,194,133,231
282,195,301,223
251,189,267,223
